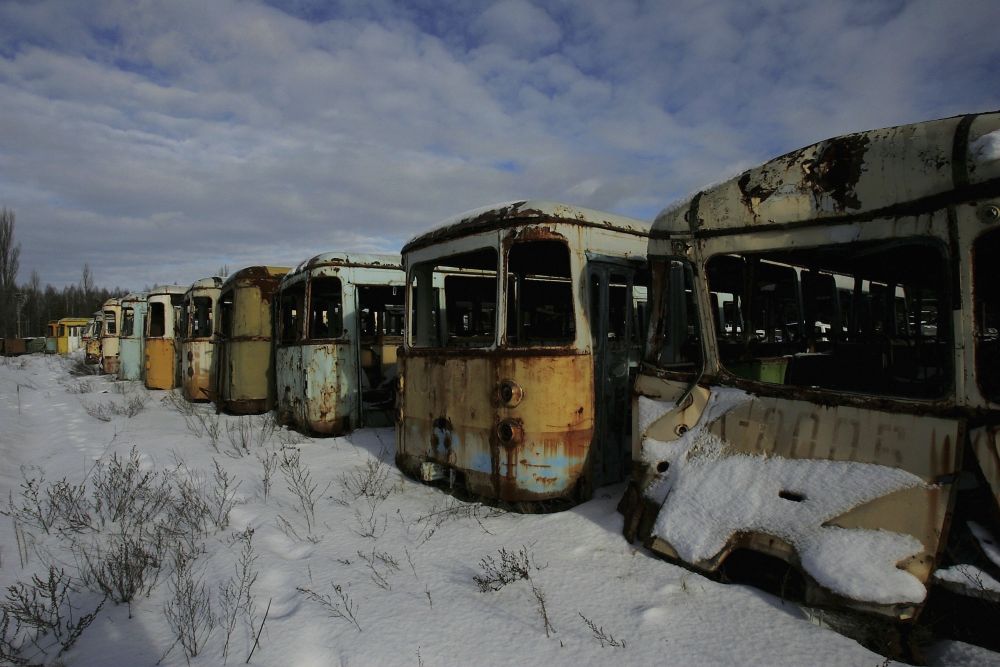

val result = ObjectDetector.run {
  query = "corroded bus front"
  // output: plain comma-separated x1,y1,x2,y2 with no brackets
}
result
397,201,649,505
214,266,289,414
275,254,404,435
144,285,188,390
401,351,595,500
181,277,222,402
99,299,122,374
624,112,1000,620
85,311,102,364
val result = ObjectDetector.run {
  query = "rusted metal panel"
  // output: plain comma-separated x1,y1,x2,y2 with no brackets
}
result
629,112,1000,620
85,311,102,364
655,112,1000,239
397,350,594,502
2,338,27,356
214,266,289,415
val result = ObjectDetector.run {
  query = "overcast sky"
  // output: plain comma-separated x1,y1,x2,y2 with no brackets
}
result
1,0,998,289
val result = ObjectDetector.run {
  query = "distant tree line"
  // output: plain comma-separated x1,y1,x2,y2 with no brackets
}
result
0,208,127,338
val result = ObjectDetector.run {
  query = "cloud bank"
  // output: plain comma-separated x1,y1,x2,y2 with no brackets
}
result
1,0,997,288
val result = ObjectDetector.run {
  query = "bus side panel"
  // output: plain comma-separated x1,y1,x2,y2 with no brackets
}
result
275,345,305,429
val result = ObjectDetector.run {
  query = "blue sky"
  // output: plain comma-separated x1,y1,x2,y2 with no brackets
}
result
1,0,998,288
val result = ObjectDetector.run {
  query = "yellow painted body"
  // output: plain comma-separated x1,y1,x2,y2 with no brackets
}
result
145,338,179,390
56,317,90,355
214,267,289,414
398,351,594,501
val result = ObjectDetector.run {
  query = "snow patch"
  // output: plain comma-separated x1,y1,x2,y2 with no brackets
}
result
934,564,1000,601
643,386,929,605
636,394,675,437
970,129,1000,162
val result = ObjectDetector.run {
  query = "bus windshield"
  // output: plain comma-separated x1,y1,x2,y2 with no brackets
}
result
700,239,951,399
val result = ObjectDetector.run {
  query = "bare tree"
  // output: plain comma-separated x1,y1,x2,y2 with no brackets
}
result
0,208,21,337
80,263,94,307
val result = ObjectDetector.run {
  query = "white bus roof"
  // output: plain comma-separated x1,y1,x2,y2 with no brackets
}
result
654,111,1000,238
404,200,650,253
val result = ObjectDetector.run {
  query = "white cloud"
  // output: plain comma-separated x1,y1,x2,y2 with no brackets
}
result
0,0,997,289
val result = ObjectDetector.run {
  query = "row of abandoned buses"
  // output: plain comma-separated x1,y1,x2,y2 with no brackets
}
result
80,112,998,640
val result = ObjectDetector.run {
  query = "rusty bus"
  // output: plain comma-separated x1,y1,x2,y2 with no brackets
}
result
118,293,148,381
84,311,102,364
55,317,89,355
275,253,405,435
144,285,187,390
213,266,290,414
396,201,651,506
181,277,223,402
620,112,1000,623
99,298,122,374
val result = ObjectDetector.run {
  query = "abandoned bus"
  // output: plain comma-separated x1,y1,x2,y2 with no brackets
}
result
213,266,290,414
397,201,650,505
55,317,89,355
118,293,148,381
99,298,122,374
621,112,1000,622
181,277,223,402
44,321,58,354
275,253,405,435
144,285,187,390
85,311,102,364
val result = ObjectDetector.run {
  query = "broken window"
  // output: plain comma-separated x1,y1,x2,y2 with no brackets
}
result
148,303,166,338
121,308,135,337
103,310,117,335
646,259,702,370
309,277,343,339
190,297,213,339
505,241,575,346
705,239,950,398
975,229,1000,401
219,292,234,338
357,285,405,339
279,281,306,344
410,248,498,348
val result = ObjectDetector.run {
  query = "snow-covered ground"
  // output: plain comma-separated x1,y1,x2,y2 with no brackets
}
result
0,354,996,666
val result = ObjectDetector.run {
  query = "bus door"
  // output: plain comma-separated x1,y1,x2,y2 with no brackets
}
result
588,260,645,487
